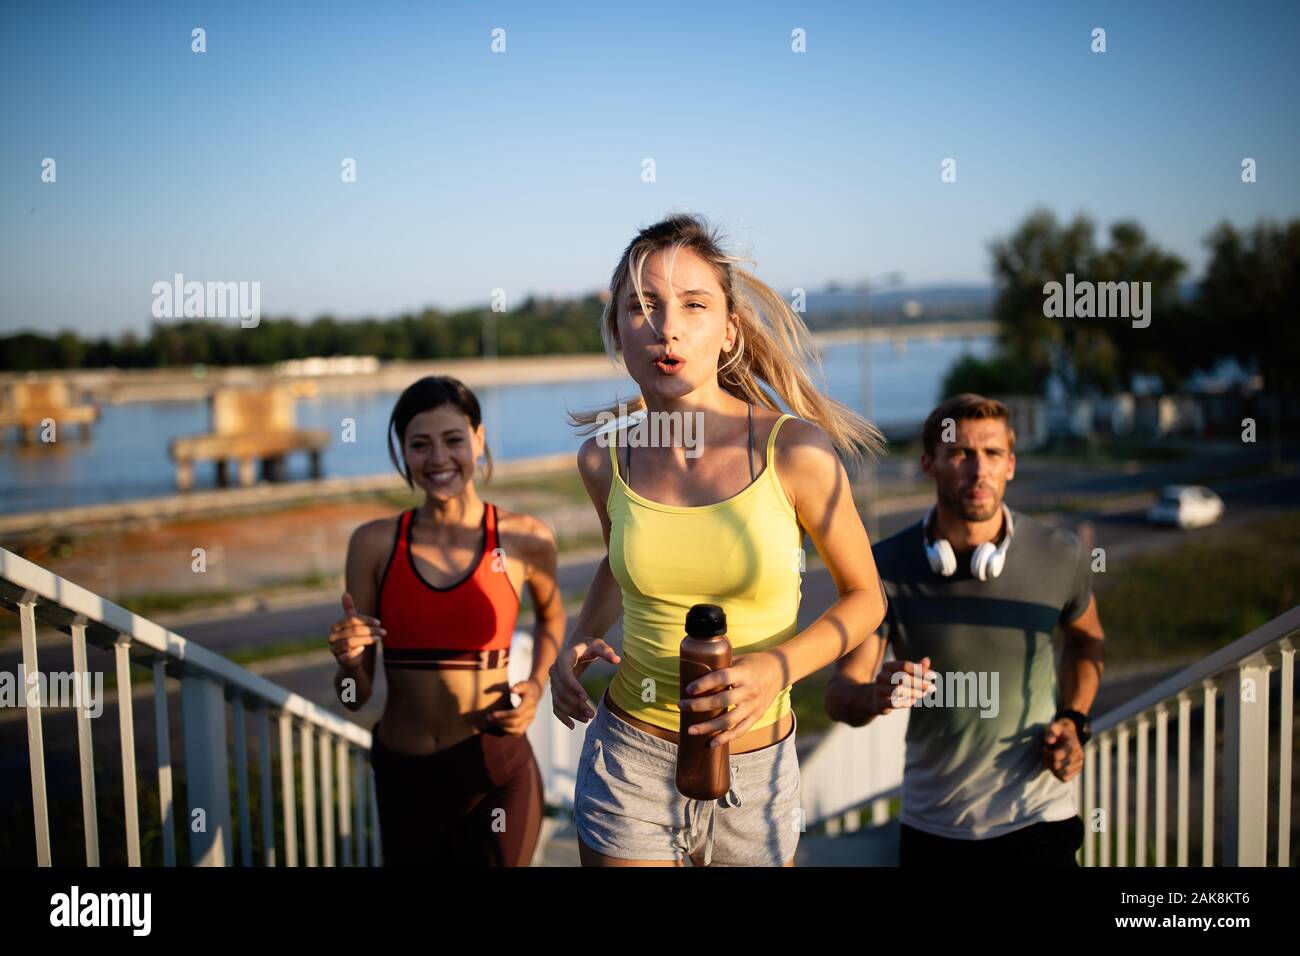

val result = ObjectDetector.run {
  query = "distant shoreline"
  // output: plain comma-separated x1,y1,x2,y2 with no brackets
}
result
0,321,996,406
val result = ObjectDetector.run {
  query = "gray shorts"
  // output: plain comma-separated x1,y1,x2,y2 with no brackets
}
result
573,690,802,866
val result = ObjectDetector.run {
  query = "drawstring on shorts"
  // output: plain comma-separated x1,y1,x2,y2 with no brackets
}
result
687,764,742,867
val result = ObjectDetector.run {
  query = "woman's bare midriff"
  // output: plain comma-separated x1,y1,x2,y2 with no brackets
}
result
377,665,515,755
605,690,794,754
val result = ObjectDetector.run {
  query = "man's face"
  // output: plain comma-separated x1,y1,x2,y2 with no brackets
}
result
920,417,1016,522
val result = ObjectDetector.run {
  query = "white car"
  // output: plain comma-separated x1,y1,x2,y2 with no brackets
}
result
1146,485,1224,529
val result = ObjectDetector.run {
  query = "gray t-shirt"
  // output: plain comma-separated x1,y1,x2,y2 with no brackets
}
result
873,508,1092,839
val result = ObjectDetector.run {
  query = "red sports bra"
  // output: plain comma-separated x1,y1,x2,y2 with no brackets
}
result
377,502,520,670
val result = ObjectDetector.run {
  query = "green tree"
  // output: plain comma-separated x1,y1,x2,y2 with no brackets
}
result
987,209,1187,398
1198,219,1300,397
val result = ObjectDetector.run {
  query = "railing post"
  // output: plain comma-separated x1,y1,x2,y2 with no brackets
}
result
1222,658,1270,866
233,697,253,866
1201,680,1217,867
1176,693,1191,867
871,798,890,826
258,709,275,866
301,721,318,867
337,738,352,866
181,672,232,866
279,712,298,867
19,594,51,867
1073,773,1082,865
1099,733,1111,867
1116,723,1129,868
115,636,142,866
71,619,100,867
353,748,368,867
1082,740,1095,867
369,763,382,865
1155,704,1168,867
1135,714,1149,867
152,657,176,867
319,731,335,867
1278,644,1293,867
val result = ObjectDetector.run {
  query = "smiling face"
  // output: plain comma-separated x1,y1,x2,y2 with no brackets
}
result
615,246,739,400
401,404,485,501
920,416,1016,522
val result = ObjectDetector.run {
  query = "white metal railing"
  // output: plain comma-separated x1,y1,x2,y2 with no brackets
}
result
1,545,379,867
799,705,907,834
1079,605,1298,867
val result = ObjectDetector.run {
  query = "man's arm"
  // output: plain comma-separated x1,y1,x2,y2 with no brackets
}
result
1058,593,1105,715
825,630,887,726
1042,593,1105,782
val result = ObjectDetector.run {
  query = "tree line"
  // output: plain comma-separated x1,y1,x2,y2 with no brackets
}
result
0,294,608,371
944,212,1299,405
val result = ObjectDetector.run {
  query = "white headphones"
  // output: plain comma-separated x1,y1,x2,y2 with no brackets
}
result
922,502,1015,581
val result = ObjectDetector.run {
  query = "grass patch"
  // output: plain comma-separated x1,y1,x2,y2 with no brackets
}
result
1025,437,1192,466
227,636,332,668
117,569,331,619
492,470,590,504
1094,512,1300,665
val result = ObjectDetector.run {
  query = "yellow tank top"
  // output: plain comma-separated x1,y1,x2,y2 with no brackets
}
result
606,412,803,733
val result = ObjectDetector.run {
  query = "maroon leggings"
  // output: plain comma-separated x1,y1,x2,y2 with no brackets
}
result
370,722,544,867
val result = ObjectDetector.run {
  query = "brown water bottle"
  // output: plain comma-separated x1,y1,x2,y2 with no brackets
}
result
676,603,732,799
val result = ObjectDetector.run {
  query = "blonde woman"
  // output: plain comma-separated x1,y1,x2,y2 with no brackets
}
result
551,213,888,866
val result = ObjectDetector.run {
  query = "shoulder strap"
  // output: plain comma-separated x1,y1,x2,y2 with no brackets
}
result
766,413,793,466
747,404,756,481
606,429,623,482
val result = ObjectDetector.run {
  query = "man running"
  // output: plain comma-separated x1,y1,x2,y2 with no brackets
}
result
825,393,1105,866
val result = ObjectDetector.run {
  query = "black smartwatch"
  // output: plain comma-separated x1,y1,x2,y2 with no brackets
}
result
1054,708,1092,745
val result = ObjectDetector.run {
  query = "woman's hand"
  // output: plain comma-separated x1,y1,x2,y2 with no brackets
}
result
549,637,621,729
485,679,543,736
679,651,785,747
329,592,384,668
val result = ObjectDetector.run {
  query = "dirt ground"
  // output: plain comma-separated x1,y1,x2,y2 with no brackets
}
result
25,481,600,604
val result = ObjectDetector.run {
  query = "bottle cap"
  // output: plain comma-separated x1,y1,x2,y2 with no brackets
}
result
685,603,727,637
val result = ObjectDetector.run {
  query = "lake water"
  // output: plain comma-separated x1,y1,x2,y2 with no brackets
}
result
0,336,991,515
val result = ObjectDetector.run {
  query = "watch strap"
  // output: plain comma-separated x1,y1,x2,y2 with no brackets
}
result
1055,707,1092,743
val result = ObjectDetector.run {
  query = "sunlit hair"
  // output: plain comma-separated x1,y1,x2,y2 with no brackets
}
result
387,375,493,488
566,212,884,462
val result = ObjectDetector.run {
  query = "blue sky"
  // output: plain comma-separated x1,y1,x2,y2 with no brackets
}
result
2,0,1297,337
